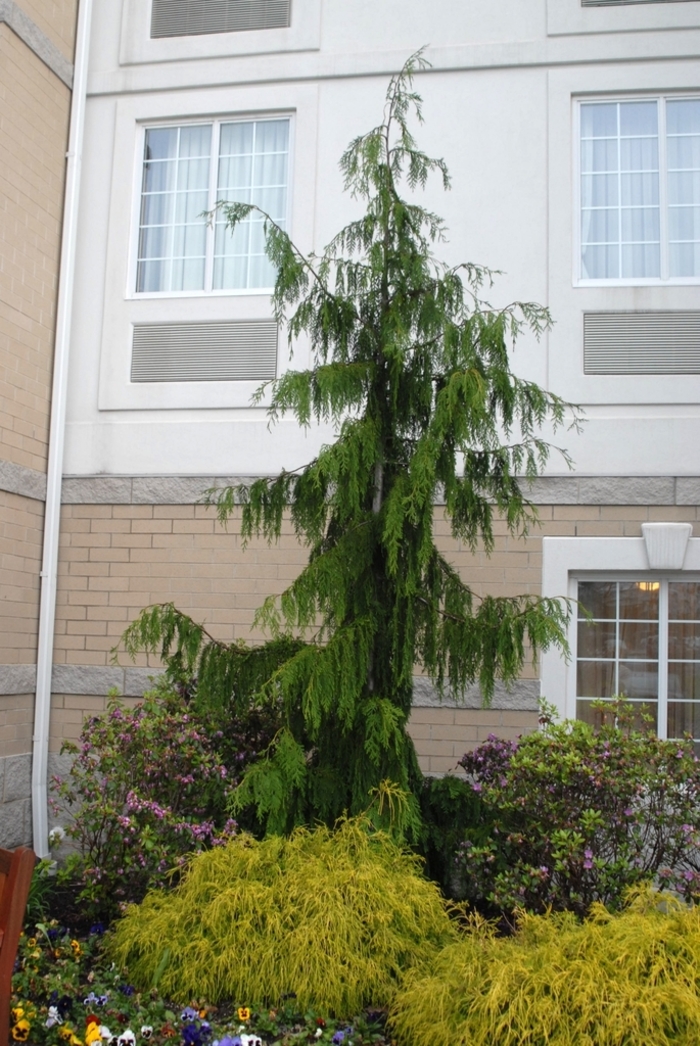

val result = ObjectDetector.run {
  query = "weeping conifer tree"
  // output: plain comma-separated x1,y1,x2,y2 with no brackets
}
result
120,52,574,837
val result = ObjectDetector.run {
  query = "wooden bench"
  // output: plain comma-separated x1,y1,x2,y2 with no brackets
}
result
0,847,36,1046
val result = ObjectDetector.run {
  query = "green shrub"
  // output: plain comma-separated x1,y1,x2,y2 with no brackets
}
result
456,705,700,915
390,889,700,1046
418,775,484,898
108,817,457,1014
51,685,245,915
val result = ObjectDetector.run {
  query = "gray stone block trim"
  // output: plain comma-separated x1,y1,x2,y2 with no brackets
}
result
132,476,243,505
0,753,32,848
577,476,676,506
0,458,47,501
0,797,31,848
3,752,30,802
61,473,700,507
61,476,133,504
61,475,248,505
0,664,36,694
47,662,539,708
51,663,164,696
0,0,73,87
524,475,677,506
0,663,164,697
677,478,700,505
412,676,539,710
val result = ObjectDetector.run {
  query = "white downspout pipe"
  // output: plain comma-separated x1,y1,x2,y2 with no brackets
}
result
32,0,93,858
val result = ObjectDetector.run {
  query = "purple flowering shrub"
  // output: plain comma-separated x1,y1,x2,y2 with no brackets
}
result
456,704,700,916
51,685,244,913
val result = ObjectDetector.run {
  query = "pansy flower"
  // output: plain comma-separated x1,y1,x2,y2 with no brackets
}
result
46,1006,64,1028
11,1020,31,1042
182,1023,203,1046
57,995,74,1017
236,1008,250,1023
84,992,109,1006
86,1021,103,1045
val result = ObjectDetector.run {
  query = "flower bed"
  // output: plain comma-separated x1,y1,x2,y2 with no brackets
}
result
11,923,389,1046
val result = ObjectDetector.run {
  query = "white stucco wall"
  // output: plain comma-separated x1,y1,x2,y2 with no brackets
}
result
64,0,700,479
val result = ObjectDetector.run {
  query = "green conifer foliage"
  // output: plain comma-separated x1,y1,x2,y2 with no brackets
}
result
119,52,573,836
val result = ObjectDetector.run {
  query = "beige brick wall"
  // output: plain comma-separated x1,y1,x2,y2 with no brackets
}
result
54,504,309,668
0,24,70,472
15,0,77,62
0,693,33,757
49,693,142,753
52,500,700,766
0,490,44,665
407,707,538,775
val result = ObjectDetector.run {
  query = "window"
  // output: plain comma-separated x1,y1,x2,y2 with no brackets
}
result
579,97,700,282
136,117,289,294
576,579,700,744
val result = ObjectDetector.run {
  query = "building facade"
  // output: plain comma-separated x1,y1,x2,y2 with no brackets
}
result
0,0,78,846
4,0,700,851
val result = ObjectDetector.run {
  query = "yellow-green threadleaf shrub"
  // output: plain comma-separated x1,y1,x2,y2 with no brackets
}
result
107,817,457,1014
389,888,700,1046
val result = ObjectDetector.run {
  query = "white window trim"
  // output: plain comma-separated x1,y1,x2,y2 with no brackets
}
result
128,113,293,300
547,65,700,407
574,93,700,288
96,82,319,413
548,0,700,37
541,535,700,722
119,0,322,66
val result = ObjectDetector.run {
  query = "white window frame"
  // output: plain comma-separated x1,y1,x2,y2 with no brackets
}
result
96,82,319,413
541,536,700,727
119,0,321,67
548,0,700,37
130,114,292,300
575,93,700,288
573,575,700,740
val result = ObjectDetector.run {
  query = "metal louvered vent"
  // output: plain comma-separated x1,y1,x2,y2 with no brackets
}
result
131,321,278,382
583,313,700,374
582,0,693,6
151,0,291,37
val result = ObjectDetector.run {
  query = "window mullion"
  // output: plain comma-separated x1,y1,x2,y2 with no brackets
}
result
658,98,669,283
658,579,669,740
204,122,220,293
